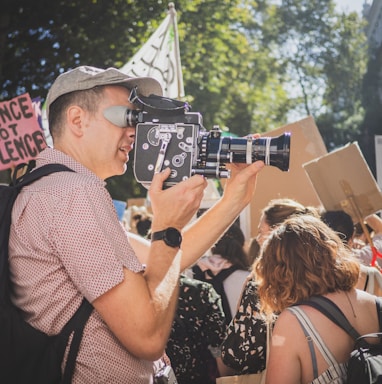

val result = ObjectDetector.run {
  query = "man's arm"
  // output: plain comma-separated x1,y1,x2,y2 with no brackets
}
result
93,169,207,360
93,161,264,360
180,161,264,271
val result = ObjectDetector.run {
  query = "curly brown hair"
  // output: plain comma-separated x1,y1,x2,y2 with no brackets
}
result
254,215,360,315
262,198,319,228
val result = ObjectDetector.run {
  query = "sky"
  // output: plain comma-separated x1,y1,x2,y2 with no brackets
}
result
334,0,370,14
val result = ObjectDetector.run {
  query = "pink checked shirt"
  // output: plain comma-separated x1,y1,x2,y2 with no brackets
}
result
9,148,155,383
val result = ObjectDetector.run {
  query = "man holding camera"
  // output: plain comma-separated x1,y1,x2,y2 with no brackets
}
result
9,66,264,383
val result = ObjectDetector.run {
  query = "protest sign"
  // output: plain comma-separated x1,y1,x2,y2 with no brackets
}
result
32,97,53,147
250,116,327,236
0,93,47,171
246,116,327,236
303,142,382,223
248,116,328,237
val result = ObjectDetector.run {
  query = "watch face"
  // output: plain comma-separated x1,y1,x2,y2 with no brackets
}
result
165,227,182,247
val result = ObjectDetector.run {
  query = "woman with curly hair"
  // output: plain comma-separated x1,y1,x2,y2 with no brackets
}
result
220,198,319,375
254,214,381,384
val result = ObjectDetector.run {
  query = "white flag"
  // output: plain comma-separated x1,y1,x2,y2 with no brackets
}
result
120,3,184,99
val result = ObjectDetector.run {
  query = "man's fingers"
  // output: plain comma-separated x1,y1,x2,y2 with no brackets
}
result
150,168,171,192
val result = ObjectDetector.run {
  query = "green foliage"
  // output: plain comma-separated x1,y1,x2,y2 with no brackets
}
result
0,1,167,101
316,12,367,148
176,0,288,135
359,45,382,175
0,0,378,197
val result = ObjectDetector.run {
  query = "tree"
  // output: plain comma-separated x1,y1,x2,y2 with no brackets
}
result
360,44,382,175
1,0,289,198
0,1,168,101
0,0,170,196
0,0,375,198
175,0,289,136
316,11,368,153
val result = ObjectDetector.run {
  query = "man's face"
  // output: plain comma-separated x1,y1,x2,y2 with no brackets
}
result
83,85,136,179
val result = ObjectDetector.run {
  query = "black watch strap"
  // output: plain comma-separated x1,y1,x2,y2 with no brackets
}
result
151,227,182,248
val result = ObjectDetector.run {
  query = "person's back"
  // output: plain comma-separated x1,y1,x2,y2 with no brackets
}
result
285,290,379,383
220,198,319,375
166,275,226,384
254,215,380,384
192,223,250,322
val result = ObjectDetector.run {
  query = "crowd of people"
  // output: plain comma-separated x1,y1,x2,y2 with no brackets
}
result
8,64,382,384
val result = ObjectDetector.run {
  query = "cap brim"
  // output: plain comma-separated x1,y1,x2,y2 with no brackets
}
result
116,76,163,97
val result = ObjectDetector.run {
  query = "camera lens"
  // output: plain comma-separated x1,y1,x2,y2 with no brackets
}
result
219,132,291,172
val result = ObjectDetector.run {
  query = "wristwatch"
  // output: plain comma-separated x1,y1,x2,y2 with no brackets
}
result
151,227,182,248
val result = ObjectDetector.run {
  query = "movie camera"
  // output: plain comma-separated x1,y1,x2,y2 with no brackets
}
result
103,88,291,188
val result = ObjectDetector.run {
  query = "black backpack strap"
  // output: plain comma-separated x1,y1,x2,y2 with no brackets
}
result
9,161,82,382
376,297,382,331
191,265,204,281
363,270,370,291
60,298,93,384
299,296,360,340
13,163,74,188
192,264,239,323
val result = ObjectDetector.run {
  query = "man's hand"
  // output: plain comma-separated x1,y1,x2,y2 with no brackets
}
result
223,160,265,212
179,159,264,271
149,168,207,232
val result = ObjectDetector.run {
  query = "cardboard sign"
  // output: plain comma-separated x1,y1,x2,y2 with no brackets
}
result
248,116,328,237
303,142,382,223
0,93,47,171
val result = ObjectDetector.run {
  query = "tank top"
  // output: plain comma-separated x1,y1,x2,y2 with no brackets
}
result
287,306,347,384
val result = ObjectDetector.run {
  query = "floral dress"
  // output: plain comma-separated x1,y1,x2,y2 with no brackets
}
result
166,274,226,384
221,277,267,374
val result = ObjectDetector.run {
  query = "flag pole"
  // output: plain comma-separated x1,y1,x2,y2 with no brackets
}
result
168,3,184,99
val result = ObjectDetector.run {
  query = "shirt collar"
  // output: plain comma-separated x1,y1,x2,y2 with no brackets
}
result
36,147,106,186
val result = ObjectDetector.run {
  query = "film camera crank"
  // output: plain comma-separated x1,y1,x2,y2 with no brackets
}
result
103,88,291,188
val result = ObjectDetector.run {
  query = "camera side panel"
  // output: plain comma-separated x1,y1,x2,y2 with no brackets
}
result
133,123,199,188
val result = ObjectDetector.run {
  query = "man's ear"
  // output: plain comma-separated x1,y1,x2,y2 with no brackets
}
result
66,105,84,137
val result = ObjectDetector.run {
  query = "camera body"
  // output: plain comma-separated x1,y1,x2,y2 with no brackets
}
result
133,115,291,188
133,111,212,188
105,89,291,188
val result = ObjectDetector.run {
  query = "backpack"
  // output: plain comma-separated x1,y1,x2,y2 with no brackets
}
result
192,265,238,323
0,161,93,384
301,295,382,384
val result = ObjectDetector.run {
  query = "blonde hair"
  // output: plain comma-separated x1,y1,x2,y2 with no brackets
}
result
254,215,360,315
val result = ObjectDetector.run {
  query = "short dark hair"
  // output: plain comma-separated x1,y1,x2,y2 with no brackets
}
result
48,86,105,140
320,210,354,244
212,223,249,270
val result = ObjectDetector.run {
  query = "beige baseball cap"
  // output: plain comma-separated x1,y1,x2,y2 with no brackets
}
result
45,65,163,118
